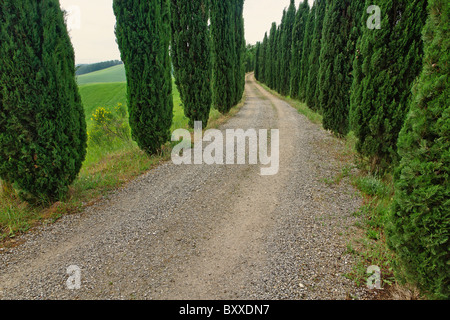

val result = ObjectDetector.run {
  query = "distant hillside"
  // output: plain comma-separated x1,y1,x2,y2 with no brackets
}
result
76,60,123,76
76,64,126,85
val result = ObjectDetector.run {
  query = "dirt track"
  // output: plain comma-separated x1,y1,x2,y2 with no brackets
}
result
0,74,371,300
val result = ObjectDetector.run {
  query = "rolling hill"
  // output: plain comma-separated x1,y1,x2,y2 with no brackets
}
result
76,64,127,85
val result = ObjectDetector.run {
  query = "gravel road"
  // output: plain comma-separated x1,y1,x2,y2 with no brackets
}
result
0,74,372,300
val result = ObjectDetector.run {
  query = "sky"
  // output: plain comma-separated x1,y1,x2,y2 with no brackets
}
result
59,0,315,65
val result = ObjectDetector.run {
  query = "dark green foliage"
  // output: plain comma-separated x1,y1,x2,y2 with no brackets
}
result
0,0,87,202
265,22,277,90
298,2,315,101
210,0,237,113
305,0,326,110
279,1,296,96
254,42,261,78
317,0,365,137
170,0,212,128
113,0,173,154
233,0,246,106
258,33,268,83
274,22,283,92
290,0,309,99
349,0,429,170
387,0,449,299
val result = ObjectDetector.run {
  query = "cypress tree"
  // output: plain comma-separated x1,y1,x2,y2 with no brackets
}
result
305,0,326,110
280,1,296,96
298,2,315,101
290,0,310,99
210,0,237,113
259,32,268,83
0,0,87,202
234,0,246,105
170,0,212,128
254,42,261,80
317,0,365,137
113,0,173,154
349,7,366,133
265,23,277,90
387,0,449,299
274,22,283,92
349,0,429,170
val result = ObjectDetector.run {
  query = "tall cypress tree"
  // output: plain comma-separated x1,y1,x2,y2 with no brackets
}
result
265,22,277,89
254,41,261,80
114,0,173,154
298,2,315,101
280,1,296,96
387,0,449,300
258,32,268,83
290,0,310,99
211,0,237,113
170,0,212,128
305,0,326,110
317,0,365,137
349,3,367,134
234,0,246,106
274,22,283,92
350,0,429,170
0,0,87,202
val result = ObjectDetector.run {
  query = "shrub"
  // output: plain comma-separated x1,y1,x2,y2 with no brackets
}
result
88,103,131,146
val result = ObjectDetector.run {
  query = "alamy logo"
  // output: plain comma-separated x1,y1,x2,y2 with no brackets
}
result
367,5,381,29
367,265,382,290
171,122,279,176
66,265,81,290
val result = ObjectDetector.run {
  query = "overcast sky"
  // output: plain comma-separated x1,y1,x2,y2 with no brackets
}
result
60,0,314,65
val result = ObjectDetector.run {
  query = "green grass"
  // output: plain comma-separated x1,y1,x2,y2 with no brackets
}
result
76,64,126,85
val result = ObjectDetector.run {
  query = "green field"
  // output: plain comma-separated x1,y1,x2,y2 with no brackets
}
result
78,80,187,131
77,64,127,85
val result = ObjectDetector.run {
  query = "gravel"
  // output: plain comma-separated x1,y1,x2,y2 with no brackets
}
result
0,74,372,300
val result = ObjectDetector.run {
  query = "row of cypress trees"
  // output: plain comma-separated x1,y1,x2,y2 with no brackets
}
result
114,0,246,137
0,0,246,202
255,0,448,299
255,0,429,167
